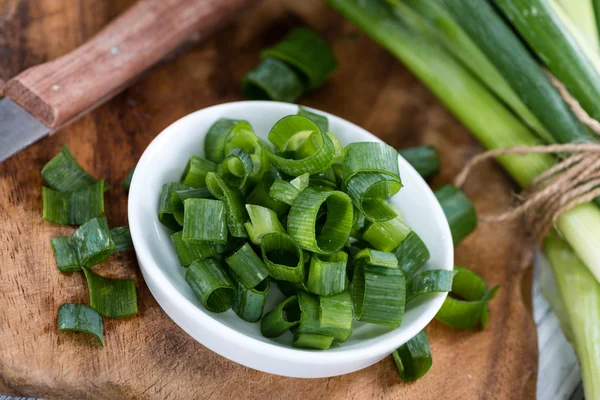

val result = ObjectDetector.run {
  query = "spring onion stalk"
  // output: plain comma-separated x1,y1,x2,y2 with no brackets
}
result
219,148,253,189
42,145,98,192
362,210,411,252
225,243,270,289
158,182,191,230
246,174,290,217
261,295,300,337
406,269,456,304
262,28,338,90
305,251,348,295
171,188,214,225
398,145,440,179
260,232,305,283
57,304,104,347
227,268,270,323
244,204,285,245
543,233,600,399
269,173,310,205
109,227,132,252
494,0,600,124
171,231,225,267
298,106,329,133
71,217,115,268
83,268,138,318
51,237,81,272
205,172,248,238
288,187,353,254
181,156,217,188
122,166,135,193
182,198,228,245
392,330,432,382
392,231,430,278
553,0,600,55
242,58,304,103
186,258,236,313
434,185,477,245
42,180,105,225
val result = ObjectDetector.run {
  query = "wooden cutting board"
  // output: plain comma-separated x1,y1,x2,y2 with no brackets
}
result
0,0,538,398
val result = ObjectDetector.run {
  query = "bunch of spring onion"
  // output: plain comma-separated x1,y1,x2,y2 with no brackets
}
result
324,0,600,395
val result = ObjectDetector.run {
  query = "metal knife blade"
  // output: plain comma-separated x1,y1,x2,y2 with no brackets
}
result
0,97,50,163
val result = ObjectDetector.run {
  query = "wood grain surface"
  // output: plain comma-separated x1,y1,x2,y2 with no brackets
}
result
0,0,538,398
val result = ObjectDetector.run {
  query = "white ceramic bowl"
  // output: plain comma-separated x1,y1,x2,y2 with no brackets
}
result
128,101,453,378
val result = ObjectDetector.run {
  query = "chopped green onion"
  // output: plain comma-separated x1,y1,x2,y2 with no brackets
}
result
185,258,236,313
261,295,300,337
57,303,104,347
435,266,499,329
298,106,329,133
42,180,105,225
122,166,135,193
434,185,477,245
226,267,270,323
276,279,307,297
244,204,285,245
171,231,225,266
41,145,98,192
83,268,137,318
305,251,348,296
342,142,400,184
406,269,456,303
182,198,228,245
269,173,310,205
287,187,353,254
158,182,191,230
205,119,244,163
109,226,132,252
242,57,304,103
362,210,411,252
181,156,217,188
246,174,290,217
218,148,253,189
225,242,270,289
170,188,214,226
392,330,432,382
205,172,249,238
260,232,305,283
393,232,431,279
51,237,81,272
310,166,339,189
352,249,405,327
318,290,353,342
398,145,440,179
71,217,114,268
293,332,334,350
262,28,337,90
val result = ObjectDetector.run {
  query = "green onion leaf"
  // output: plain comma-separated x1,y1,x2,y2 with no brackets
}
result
122,166,135,193
293,332,334,350
225,242,270,289
158,182,191,230
185,258,236,313
305,251,348,296
398,145,440,179
261,295,300,338
352,249,405,327
242,57,304,103
363,209,411,252
227,268,270,323
392,231,430,278
392,330,432,382
244,204,285,245
287,187,353,254
269,173,310,205
42,145,98,192
109,226,132,252
51,237,81,272
219,148,253,189
434,185,477,245
260,232,305,283
406,269,456,303
435,266,499,329
246,174,291,217
57,303,104,347
298,106,329,133
205,172,249,238
262,28,337,90
42,180,105,225
182,198,228,245
71,217,115,268
181,156,217,188
171,231,225,266
171,188,214,226
83,268,137,318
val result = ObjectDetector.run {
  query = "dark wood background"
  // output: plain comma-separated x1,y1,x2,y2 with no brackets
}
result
0,0,538,398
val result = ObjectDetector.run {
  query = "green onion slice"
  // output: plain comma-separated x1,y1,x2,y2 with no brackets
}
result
392,231,430,278
219,148,253,189
434,185,477,245
42,145,98,192
309,167,338,189
262,28,338,90
398,145,440,179
182,198,228,244
71,217,115,268
205,118,243,163
261,295,300,337
276,279,308,297
260,232,305,283
185,258,236,313
319,290,353,342
205,172,249,238
435,266,499,329
293,332,334,350
158,182,191,230
298,106,329,133
51,237,81,272
363,208,411,252
42,180,105,225
305,251,348,296
244,204,285,245
246,173,290,217
392,330,432,382
342,142,400,185
352,249,406,327
406,269,456,304
242,57,304,103
287,187,353,254
83,268,137,318
171,188,214,226
57,303,104,347
225,242,270,289
227,268,270,323
181,156,217,188
269,173,310,205
171,231,225,266
109,226,132,252
122,165,135,193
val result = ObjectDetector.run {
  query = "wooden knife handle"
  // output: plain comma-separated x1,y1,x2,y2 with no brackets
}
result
4,0,257,128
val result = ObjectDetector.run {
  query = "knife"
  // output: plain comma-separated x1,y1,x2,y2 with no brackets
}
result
0,0,258,163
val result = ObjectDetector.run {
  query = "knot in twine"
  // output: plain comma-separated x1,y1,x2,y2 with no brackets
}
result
454,73,600,244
